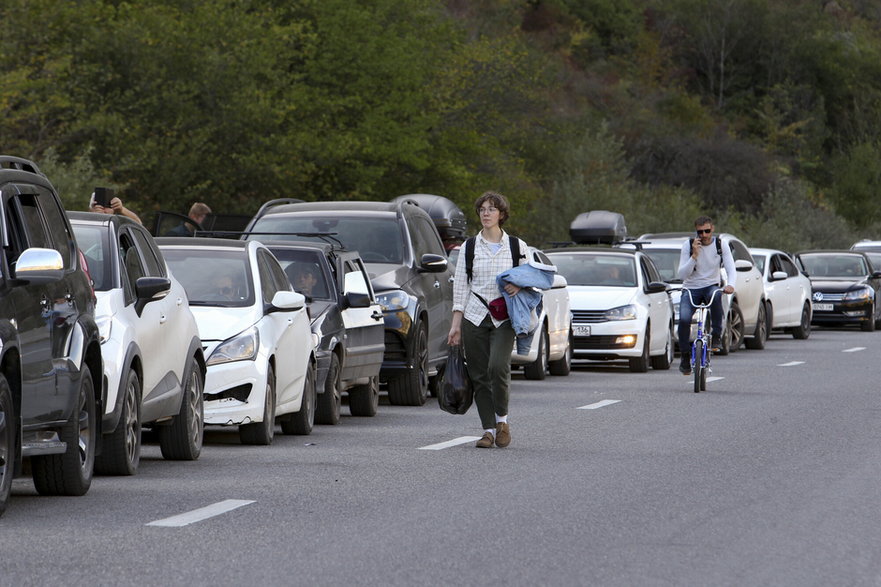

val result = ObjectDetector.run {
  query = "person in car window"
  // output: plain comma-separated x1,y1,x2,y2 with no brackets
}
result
677,215,736,375
290,264,319,297
447,191,528,449
166,202,212,236
213,274,236,301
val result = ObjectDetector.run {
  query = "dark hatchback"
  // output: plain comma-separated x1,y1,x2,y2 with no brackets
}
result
264,240,385,424
795,250,881,331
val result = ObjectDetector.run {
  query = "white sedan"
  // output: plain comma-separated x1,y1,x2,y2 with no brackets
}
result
545,248,674,372
749,248,812,339
158,238,317,445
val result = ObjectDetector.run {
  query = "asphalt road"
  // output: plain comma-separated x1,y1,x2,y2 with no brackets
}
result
3,327,881,586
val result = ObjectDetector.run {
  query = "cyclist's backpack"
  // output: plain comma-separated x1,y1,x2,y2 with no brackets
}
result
689,236,723,267
464,235,524,282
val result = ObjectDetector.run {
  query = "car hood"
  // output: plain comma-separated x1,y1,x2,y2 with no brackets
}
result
364,263,414,293
190,306,260,341
809,278,871,293
568,286,637,310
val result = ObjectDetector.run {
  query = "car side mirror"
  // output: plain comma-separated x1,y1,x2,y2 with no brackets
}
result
268,290,305,312
344,291,373,308
552,274,567,288
735,259,753,272
14,247,64,284
872,271,881,279
645,281,668,294
770,271,787,281
419,253,448,273
134,276,171,316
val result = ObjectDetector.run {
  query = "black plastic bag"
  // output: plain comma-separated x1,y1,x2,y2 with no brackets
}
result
438,345,473,415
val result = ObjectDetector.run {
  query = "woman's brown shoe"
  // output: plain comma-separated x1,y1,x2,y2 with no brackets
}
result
475,432,495,448
495,422,511,447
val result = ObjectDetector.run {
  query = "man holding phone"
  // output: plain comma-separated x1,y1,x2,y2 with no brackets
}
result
89,187,142,225
676,216,736,375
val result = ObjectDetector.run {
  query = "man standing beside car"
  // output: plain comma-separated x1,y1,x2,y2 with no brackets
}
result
677,216,736,375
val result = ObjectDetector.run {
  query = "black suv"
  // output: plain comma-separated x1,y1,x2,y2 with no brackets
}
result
0,156,103,516
245,201,453,406
265,240,385,423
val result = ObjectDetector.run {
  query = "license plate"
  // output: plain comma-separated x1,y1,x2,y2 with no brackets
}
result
813,303,833,311
574,325,591,336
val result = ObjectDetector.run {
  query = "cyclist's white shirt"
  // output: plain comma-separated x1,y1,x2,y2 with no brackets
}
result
677,237,737,290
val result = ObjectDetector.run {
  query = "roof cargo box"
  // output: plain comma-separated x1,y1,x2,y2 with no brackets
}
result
391,194,467,245
570,210,627,245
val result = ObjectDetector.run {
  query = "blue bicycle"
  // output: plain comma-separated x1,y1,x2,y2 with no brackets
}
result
682,288,726,393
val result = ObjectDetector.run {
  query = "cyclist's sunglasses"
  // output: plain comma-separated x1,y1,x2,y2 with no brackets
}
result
696,228,712,235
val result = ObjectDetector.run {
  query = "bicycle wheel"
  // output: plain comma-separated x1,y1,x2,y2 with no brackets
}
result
693,339,703,393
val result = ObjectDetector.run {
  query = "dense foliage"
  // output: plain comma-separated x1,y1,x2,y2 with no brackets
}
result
2,0,880,251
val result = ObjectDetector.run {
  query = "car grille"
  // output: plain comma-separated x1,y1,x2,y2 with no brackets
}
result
205,383,252,403
572,310,607,323
813,292,844,301
574,336,636,350
383,331,407,361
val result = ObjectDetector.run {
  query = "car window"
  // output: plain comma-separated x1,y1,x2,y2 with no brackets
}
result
752,254,766,275
267,254,293,295
161,247,254,307
728,239,753,263
130,227,165,277
12,192,53,252
34,185,74,270
642,248,681,282
780,255,800,277
269,247,332,301
410,215,443,261
548,253,637,287
864,252,881,272
71,223,112,291
119,232,144,302
642,255,662,283
249,215,403,264
343,259,371,296
257,249,279,304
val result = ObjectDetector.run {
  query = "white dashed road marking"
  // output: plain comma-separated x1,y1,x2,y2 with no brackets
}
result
705,376,724,383
419,436,482,450
842,347,866,353
778,361,805,367
146,499,255,527
577,400,621,410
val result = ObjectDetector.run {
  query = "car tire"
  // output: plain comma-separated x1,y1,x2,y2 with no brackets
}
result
651,323,674,370
158,357,204,460
32,365,96,496
315,353,341,425
792,302,811,340
240,364,276,445
0,374,16,516
349,375,379,417
726,301,745,353
548,329,573,376
861,310,876,332
282,361,315,435
629,327,650,373
745,302,768,350
523,325,549,380
388,322,428,406
95,368,141,476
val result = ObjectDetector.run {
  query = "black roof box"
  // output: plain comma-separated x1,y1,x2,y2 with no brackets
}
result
391,193,467,244
570,210,627,245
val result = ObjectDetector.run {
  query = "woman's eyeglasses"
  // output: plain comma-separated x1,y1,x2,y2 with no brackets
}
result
479,207,498,215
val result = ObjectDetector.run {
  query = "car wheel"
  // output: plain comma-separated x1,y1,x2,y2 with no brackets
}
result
388,322,428,406
548,328,573,376
651,323,674,370
349,375,379,417
95,368,141,476
240,364,276,445
315,353,341,425
158,357,204,460
745,302,768,350
523,325,549,380
0,374,16,516
793,302,811,340
726,301,745,353
861,307,876,332
629,327,650,373
282,361,315,435
32,365,96,496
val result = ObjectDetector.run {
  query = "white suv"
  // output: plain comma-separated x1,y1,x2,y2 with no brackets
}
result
70,213,206,475
630,233,769,353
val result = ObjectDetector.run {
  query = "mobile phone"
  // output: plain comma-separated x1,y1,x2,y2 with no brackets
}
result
93,187,113,207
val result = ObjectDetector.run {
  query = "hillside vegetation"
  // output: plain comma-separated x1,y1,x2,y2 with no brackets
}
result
2,0,880,251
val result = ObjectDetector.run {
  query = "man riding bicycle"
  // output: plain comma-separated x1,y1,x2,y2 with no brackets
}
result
677,216,736,375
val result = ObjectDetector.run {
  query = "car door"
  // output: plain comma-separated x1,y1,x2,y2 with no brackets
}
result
640,255,669,352
408,212,451,361
338,254,385,380
256,248,301,409
728,238,762,330
763,254,790,326
781,254,809,322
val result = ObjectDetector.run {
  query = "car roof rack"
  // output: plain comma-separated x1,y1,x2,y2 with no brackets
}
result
252,198,306,221
0,156,44,176
197,229,344,250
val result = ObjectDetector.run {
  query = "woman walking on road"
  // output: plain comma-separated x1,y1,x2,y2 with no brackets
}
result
447,191,528,448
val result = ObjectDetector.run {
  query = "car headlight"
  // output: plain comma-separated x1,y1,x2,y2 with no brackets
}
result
96,314,112,344
207,327,259,366
376,290,410,311
844,287,873,301
604,304,637,321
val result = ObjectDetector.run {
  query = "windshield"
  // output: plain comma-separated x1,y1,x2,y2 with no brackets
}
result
642,248,681,282
162,248,255,307
547,253,637,287
268,248,333,301
798,254,868,278
249,215,404,264
72,223,112,291
752,254,766,275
